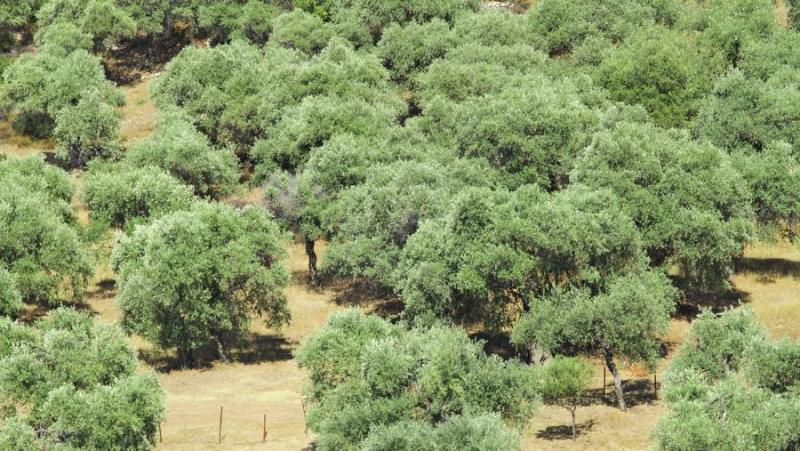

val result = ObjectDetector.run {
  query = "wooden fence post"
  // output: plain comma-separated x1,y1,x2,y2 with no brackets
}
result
218,407,223,444
263,414,267,442
654,372,658,399
602,366,606,399
301,399,308,435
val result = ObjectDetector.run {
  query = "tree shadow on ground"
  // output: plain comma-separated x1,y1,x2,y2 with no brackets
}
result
19,298,97,324
324,277,403,319
140,332,296,373
579,377,659,409
670,275,751,322
733,257,800,283
86,278,116,299
535,420,595,440
101,32,190,84
470,330,518,360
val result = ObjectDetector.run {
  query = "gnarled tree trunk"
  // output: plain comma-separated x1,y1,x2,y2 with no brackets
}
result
305,238,318,284
604,348,627,411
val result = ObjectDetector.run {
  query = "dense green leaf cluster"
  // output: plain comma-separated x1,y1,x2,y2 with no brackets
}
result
1,28,123,167
296,310,539,450
0,156,91,305
655,309,800,450
0,309,165,450
112,201,290,364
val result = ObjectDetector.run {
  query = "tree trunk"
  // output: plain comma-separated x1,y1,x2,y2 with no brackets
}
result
526,342,552,366
570,408,577,439
604,348,627,411
305,238,318,284
215,333,230,364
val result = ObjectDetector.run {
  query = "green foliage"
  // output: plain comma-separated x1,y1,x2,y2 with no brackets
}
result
361,414,521,451
453,9,533,47
425,76,601,190
539,356,593,437
37,0,137,49
322,156,495,287
397,185,645,326
348,0,480,41
198,0,283,44
0,157,91,303
376,19,456,83
691,0,778,65
53,89,123,167
125,114,239,199
0,309,165,450
1,43,123,166
269,9,334,53
527,0,682,56
294,0,335,20
112,202,291,364
297,310,538,450
413,43,549,105
513,269,676,407
34,21,94,56
572,121,752,291
251,94,398,175
669,308,766,381
0,269,22,318
732,142,800,231
746,338,800,393
152,38,397,163
656,309,800,450
540,357,593,406
596,27,715,127
0,0,43,32
693,68,800,153
83,165,196,230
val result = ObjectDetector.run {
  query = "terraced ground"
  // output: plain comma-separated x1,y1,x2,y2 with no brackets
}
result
3,46,800,451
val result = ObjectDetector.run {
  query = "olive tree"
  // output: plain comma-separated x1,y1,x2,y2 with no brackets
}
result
83,165,196,230
596,27,715,128
361,414,522,451
0,158,91,303
0,309,165,450
268,9,334,53
322,156,495,288
1,44,124,166
113,202,291,365
0,269,22,318
513,270,677,410
396,185,645,328
693,69,800,154
539,357,594,438
572,121,752,292
655,309,800,450
429,77,601,190
124,113,239,199
296,309,539,450
527,0,682,56
376,19,456,83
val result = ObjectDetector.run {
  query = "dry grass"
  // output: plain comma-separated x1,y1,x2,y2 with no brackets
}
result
70,238,800,451
777,0,791,28
119,75,159,144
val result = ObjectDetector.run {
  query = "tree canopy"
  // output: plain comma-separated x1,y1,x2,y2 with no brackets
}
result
0,309,165,450
112,202,290,365
296,309,539,450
